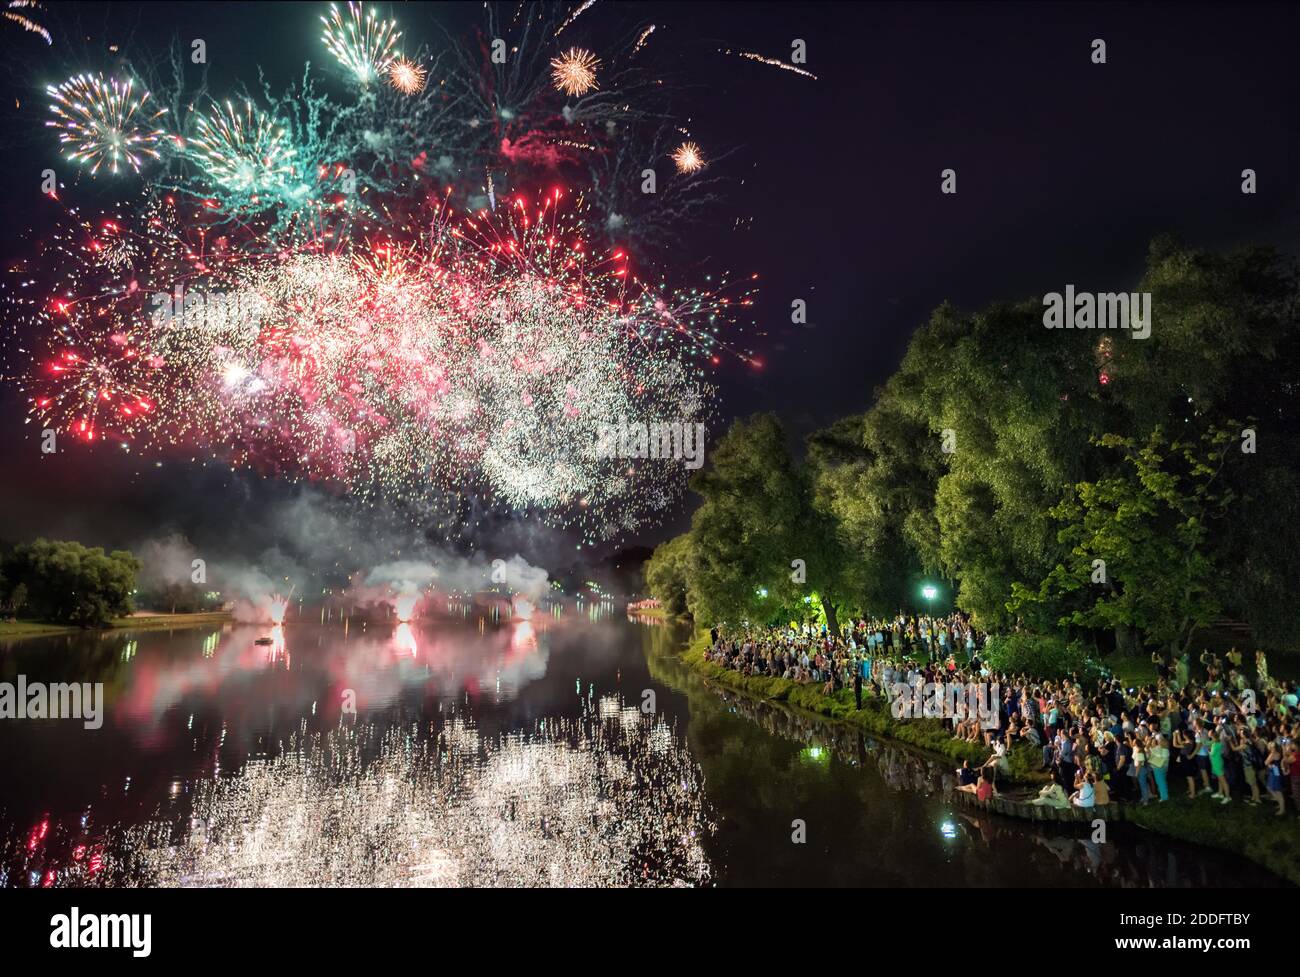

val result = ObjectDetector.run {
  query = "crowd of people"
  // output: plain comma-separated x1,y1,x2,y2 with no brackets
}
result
704,615,1300,817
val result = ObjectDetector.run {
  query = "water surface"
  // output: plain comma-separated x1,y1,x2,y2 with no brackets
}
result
0,615,1283,887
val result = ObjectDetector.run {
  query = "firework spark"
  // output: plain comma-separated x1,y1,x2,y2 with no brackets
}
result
631,25,656,57
321,2,401,83
671,141,704,175
719,48,818,81
387,57,427,95
550,48,601,97
46,74,167,175
554,0,598,39
4,0,50,44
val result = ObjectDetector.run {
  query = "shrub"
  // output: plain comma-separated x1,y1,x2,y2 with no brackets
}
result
982,633,1102,681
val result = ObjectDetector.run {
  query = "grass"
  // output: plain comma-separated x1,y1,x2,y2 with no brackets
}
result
1128,794,1300,886
0,611,232,638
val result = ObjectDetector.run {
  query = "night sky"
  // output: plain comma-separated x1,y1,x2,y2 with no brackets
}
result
0,1,1296,562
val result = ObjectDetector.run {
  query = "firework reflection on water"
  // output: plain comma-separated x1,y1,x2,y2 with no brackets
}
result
112,699,715,887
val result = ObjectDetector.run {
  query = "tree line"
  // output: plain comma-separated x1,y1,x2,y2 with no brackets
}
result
646,237,1300,660
0,539,142,628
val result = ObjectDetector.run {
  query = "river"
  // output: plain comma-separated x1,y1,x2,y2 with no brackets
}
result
0,613,1284,887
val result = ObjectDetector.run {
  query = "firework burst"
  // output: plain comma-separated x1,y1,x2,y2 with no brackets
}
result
46,74,167,175
671,141,704,175
550,48,601,97
387,57,426,95
187,99,296,195
321,2,401,83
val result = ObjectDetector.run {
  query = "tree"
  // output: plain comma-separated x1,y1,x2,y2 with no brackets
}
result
644,533,694,616
0,539,142,627
684,414,853,633
1009,426,1237,657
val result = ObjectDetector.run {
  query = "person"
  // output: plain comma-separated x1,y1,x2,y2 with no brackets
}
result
1236,728,1262,806
1172,726,1198,798
1209,730,1230,804
1113,734,1132,800
1148,734,1170,802
853,666,863,711
981,739,1010,779
975,768,997,803
1130,734,1153,804
1264,741,1287,817
1071,774,1097,809
1289,742,1300,815
956,759,979,791
1193,720,1214,795
1093,773,1111,806
1031,783,1069,809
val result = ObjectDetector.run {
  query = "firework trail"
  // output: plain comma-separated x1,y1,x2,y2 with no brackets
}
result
719,47,818,81
4,0,50,44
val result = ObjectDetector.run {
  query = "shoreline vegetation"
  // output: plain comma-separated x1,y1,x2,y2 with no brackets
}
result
675,630,1299,886
0,611,233,639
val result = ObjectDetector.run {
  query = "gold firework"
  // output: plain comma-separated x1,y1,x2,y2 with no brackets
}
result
550,47,600,97
388,58,426,95
671,141,704,175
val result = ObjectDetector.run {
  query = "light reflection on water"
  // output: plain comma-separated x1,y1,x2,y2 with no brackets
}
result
0,615,714,888
111,707,713,888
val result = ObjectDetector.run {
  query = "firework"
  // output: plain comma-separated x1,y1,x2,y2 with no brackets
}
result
46,74,167,175
9,0,789,542
387,57,426,95
187,99,296,194
631,25,656,57
4,0,49,44
321,2,400,83
554,0,598,39
550,47,601,97
719,48,819,81
671,141,704,175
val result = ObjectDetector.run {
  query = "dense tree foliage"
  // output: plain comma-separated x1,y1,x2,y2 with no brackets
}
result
0,539,141,627
652,239,1300,654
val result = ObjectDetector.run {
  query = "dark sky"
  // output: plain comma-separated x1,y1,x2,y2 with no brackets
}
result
0,1,1296,560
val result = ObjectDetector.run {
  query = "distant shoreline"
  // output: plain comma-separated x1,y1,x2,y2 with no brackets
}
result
0,611,233,639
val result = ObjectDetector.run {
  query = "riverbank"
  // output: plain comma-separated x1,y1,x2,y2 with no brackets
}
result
681,631,1043,778
678,630,1298,885
0,611,232,639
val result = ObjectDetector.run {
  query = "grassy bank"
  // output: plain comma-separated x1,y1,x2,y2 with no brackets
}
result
1128,795,1300,885
678,630,1295,886
0,611,232,639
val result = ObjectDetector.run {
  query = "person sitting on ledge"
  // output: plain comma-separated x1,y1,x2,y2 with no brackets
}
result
1071,773,1097,809
956,759,980,792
